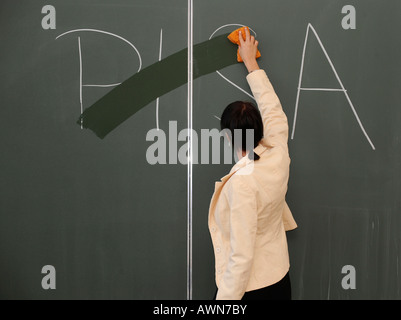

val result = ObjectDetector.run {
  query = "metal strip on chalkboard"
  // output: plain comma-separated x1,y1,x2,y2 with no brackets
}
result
187,0,193,301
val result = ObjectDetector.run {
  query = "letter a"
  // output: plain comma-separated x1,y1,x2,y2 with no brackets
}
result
292,23,375,150
41,265,56,289
41,5,56,30
341,265,356,290
342,5,356,30
146,128,167,165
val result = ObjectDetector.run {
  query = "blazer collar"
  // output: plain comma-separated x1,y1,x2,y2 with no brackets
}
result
220,144,269,183
254,143,268,156
209,144,269,219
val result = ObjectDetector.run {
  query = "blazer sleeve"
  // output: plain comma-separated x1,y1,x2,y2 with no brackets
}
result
216,176,257,300
246,69,289,149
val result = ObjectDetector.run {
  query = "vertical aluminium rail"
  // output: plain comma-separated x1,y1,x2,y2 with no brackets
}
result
187,0,193,301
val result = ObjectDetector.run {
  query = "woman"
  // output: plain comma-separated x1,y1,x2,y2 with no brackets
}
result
209,27,297,300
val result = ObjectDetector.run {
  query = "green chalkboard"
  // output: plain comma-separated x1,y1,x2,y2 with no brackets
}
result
193,0,401,299
0,0,189,299
1,0,401,300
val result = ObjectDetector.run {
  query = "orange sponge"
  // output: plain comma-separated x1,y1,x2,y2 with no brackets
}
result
227,26,261,63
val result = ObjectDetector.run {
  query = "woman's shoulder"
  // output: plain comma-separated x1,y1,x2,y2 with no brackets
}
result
227,166,257,192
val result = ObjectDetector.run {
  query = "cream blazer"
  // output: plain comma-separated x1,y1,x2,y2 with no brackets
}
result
208,69,297,300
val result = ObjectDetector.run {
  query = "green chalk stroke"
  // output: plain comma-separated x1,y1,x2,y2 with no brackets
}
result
78,33,237,139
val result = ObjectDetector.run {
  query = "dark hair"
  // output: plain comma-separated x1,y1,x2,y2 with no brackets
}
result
220,101,264,161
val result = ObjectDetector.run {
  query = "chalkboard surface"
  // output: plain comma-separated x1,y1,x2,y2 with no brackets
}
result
1,0,189,299
1,0,401,299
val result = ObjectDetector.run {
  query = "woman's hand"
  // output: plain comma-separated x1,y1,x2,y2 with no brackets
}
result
238,27,260,73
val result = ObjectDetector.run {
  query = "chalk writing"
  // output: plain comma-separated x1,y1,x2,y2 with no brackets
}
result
292,23,375,150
